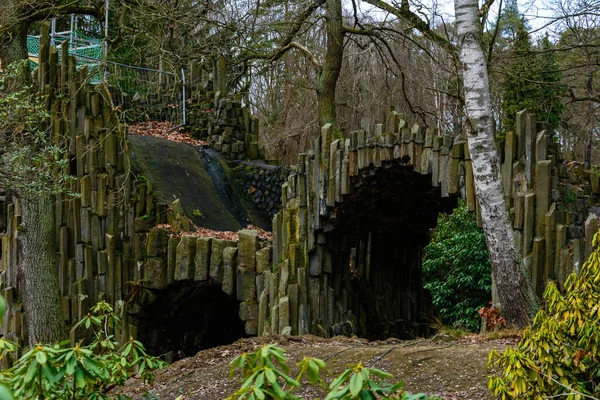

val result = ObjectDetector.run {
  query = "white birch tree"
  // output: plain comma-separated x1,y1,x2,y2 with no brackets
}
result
454,0,538,327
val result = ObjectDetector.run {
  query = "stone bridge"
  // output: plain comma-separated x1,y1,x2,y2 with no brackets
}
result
1,30,600,357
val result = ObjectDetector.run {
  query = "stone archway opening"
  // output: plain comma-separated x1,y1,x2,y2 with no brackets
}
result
321,161,458,340
135,282,247,358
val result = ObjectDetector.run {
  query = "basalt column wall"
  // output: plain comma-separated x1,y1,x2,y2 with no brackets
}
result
259,112,600,339
259,120,468,339
0,27,161,345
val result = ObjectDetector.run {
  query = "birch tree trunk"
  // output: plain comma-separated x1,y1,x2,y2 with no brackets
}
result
20,196,66,345
454,0,538,327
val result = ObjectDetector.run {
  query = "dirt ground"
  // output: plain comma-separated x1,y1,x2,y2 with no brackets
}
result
117,334,519,400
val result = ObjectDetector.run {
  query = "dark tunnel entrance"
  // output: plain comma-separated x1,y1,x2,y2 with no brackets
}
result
134,282,246,358
317,160,458,339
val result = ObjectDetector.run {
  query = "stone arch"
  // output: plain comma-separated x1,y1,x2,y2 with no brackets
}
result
129,229,272,356
261,120,470,338
320,160,458,338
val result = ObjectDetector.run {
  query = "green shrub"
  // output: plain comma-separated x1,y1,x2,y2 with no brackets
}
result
226,344,439,400
423,200,492,331
488,231,600,399
0,301,166,399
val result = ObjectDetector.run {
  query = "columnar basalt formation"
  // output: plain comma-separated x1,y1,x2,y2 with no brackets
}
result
187,58,263,160
0,28,147,346
1,29,599,350
261,121,465,339
263,113,600,339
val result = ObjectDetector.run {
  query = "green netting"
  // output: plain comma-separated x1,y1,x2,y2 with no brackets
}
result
27,36,40,56
27,30,103,64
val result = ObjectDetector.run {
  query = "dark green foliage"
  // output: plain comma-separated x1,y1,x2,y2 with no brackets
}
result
537,34,564,130
0,61,77,198
500,20,540,133
423,200,492,332
0,301,166,400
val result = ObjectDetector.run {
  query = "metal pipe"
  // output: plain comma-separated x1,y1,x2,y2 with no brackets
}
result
104,0,109,80
70,14,75,52
51,19,56,46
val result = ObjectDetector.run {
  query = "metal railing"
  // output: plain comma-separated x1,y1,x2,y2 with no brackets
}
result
27,34,186,127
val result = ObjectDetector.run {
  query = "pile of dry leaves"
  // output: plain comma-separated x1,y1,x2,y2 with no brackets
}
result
155,223,272,241
128,121,208,147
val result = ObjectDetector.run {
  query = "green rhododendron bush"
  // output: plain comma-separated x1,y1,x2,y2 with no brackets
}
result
488,231,600,399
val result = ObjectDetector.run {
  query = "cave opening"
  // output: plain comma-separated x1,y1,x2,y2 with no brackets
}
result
316,161,458,340
135,282,246,358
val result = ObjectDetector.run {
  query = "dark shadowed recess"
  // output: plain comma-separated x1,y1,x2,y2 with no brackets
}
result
134,282,246,358
321,160,458,340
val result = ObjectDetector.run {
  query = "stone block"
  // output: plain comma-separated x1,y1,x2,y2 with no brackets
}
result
584,213,599,259
523,193,535,256
256,274,265,299
194,238,211,281
245,320,258,336
256,247,271,274
167,199,190,233
271,304,279,334
238,230,258,269
535,160,551,236
288,284,299,335
167,236,180,285
222,247,238,296
239,301,259,320
532,237,545,297
144,258,168,289
555,224,567,280
279,296,290,334
237,266,256,301
258,290,268,336
210,239,225,283
281,326,292,335
146,228,169,258
278,259,290,297
175,235,196,281
545,204,556,280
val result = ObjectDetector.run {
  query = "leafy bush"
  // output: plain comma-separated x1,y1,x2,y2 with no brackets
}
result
488,231,600,399
226,344,438,400
0,301,166,399
423,200,492,331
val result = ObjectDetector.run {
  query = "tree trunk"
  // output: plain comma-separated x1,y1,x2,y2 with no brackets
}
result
20,196,66,345
0,22,29,68
454,0,538,327
584,60,594,168
316,0,343,130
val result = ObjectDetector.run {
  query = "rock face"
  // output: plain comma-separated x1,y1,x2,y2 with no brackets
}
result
129,135,270,232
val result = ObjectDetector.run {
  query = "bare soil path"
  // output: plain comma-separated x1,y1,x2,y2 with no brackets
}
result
117,334,517,400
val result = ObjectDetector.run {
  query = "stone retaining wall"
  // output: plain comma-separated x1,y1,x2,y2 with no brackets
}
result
233,164,292,219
